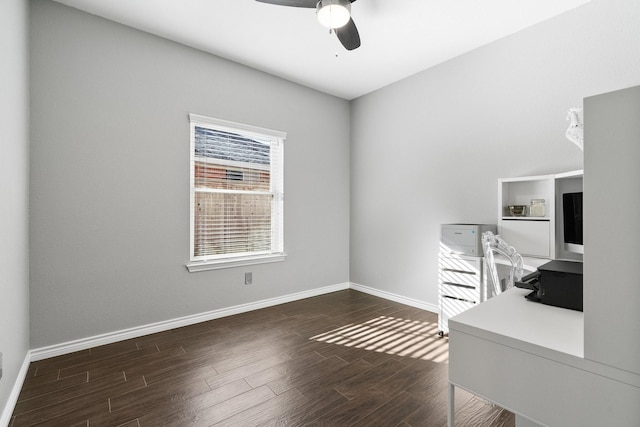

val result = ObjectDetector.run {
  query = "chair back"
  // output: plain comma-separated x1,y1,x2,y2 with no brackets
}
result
482,231,524,296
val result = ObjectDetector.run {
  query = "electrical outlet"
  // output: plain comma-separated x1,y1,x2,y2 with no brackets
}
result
244,272,253,285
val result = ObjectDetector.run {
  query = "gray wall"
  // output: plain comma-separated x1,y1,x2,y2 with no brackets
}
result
350,0,640,307
29,0,350,349
0,0,30,416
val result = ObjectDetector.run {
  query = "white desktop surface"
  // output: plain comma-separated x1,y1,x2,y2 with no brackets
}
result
448,288,640,427
450,288,584,360
493,254,550,274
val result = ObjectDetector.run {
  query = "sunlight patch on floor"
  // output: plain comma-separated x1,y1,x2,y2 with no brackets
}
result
309,316,448,363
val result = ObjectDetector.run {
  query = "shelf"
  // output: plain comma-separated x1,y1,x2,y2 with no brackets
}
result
501,216,550,221
498,173,554,183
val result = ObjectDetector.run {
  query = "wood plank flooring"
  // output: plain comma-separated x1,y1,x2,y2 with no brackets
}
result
10,290,514,426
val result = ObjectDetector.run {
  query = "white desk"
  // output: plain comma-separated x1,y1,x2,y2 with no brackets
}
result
448,288,640,426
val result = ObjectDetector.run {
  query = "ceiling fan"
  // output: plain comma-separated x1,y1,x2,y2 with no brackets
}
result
256,0,361,50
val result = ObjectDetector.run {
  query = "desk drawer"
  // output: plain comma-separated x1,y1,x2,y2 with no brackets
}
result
441,284,480,303
441,269,480,288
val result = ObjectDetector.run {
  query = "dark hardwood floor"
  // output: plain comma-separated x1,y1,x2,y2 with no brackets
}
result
10,290,514,426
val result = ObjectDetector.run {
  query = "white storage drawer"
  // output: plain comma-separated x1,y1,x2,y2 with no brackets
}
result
500,220,550,258
440,270,480,288
438,252,485,335
440,284,479,303
440,254,481,274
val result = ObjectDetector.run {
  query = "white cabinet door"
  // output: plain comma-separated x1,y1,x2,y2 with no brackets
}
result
500,220,550,258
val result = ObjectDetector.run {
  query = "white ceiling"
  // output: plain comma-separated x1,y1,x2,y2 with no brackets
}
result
53,0,591,100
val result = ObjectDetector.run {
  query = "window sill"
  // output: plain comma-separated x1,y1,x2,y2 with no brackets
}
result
186,253,287,272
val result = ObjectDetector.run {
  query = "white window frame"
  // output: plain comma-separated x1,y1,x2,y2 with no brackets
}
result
186,114,286,272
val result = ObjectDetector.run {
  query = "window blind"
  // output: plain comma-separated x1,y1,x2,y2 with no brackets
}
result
189,115,285,263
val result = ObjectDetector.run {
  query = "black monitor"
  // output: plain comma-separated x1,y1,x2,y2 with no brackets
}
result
563,192,583,254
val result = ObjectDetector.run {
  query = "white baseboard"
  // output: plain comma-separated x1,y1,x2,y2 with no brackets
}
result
30,282,350,362
349,282,438,313
0,351,31,427
30,281,437,362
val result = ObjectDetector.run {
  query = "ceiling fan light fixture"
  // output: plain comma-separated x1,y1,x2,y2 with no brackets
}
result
316,0,351,29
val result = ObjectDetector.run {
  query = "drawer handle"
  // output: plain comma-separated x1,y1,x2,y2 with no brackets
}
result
442,282,476,289
442,268,476,275
442,295,476,304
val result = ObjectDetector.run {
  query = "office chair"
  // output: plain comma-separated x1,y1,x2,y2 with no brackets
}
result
482,231,524,297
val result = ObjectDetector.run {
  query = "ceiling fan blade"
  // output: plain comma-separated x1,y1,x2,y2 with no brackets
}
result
255,0,318,7
335,18,361,50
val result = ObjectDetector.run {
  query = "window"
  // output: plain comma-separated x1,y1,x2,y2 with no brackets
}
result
187,114,285,272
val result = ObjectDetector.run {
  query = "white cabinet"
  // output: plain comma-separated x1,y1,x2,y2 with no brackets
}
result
498,170,583,260
438,253,484,335
499,174,554,258
500,220,551,258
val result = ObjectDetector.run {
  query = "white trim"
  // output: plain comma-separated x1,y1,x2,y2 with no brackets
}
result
499,173,555,183
30,282,349,361
186,253,287,272
194,188,273,196
349,282,439,313
554,169,583,179
189,113,287,140
189,115,285,263
194,156,271,171
28,282,437,362
189,120,196,260
0,351,31,427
